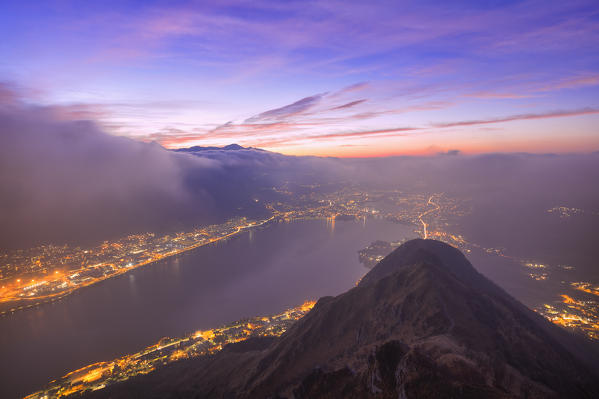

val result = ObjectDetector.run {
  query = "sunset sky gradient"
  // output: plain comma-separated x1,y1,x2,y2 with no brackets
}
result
2,0,598,157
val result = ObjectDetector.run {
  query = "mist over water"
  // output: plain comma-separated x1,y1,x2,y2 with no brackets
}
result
0,89,346,248
2,0,599,396
2,85,598,259
2,83,599,398
0,218,415,399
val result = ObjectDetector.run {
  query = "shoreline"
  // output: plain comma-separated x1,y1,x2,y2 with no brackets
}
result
0,216,276,317
0,214,394,317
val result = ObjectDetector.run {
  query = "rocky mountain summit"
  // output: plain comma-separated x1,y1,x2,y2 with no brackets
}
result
87,239,599,399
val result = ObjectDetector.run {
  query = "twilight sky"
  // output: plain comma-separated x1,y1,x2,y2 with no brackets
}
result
2,0,598,157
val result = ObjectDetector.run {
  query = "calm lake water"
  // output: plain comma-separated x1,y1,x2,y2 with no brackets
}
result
0,218,417,398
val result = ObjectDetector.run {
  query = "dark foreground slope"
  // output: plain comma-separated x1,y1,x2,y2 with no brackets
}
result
87,239,599,399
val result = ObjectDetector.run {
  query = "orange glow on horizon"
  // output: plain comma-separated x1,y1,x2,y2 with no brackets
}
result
162,131,599,158
158,112,599,158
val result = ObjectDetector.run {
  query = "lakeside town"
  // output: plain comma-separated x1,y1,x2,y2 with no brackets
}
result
2,186,598,342
0,186,462,315
25,300,316,399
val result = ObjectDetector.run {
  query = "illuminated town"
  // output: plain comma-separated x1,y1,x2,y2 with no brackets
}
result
547,206,599,219
24,300,316,399
0,216,275,315
537,290,599,341
2,185,598,343
7,186,599,398
0,187,464,315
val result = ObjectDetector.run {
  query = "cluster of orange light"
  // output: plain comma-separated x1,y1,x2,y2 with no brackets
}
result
572,282,599,297
2,217,277,315
25,300,316,399
540,294,599,341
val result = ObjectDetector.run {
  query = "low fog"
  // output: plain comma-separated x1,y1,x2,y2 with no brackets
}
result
0,95,344,249
344,153,599,279
1,89,598,254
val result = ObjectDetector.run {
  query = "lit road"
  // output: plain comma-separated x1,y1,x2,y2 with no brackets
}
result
418,194,440,239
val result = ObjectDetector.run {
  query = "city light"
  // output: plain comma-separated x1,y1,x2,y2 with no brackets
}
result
25,300,316,399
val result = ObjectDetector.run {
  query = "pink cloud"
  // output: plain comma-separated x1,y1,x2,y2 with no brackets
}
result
537,74,599,92
329,99,367,111
464,92,535,99
434,108,599,128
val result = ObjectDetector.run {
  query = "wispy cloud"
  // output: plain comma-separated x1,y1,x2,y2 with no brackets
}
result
330,82,370,96
238,125,424,149
6,0,599,156
330,99,367,110
536,73,599,92
304,126,420,141
245,94,325,122
434,108,599,128
464,92,535,100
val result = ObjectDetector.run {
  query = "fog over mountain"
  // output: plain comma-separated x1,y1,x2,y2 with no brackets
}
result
4,1,599,398
1,85,599,252
0,103,209,248
0,88,342,248
346,153,599,279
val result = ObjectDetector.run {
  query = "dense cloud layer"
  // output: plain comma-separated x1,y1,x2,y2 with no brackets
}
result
0,96,346,249
343,152,599,279
2,87,598,252
0,104,212,248
345,151,599,207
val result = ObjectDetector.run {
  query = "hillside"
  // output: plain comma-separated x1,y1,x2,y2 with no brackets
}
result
86,239,599,398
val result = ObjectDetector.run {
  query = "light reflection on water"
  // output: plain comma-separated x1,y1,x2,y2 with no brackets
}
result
0,218,416,399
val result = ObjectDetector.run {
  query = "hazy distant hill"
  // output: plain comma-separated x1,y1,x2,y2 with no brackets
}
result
87,239,599,399
174,143,262,153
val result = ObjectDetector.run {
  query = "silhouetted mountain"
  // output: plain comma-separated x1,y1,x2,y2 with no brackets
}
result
174,143,262,152
86,239,599,399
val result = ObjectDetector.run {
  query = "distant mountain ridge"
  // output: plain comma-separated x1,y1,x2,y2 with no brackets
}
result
86,239,599,399
174,143,265,153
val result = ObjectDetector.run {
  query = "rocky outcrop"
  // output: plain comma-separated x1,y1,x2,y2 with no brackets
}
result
88,239,599,399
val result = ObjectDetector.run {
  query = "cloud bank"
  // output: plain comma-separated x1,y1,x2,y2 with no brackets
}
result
2,83,598,251
0,98,216,248
0,85,347,248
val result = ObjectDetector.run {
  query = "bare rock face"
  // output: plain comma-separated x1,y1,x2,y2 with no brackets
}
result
89,239,599,399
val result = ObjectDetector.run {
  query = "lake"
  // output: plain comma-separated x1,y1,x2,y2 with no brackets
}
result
0,218,417,398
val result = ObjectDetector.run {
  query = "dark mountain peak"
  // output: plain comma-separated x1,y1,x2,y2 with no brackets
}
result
245,241,599,398
223,143,244,150
174,143,250,153
359,239,477,287
88,240,599,399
